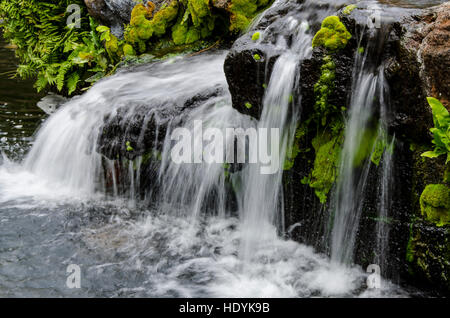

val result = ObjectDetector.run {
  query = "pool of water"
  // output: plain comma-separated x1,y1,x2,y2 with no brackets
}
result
0,35,45,160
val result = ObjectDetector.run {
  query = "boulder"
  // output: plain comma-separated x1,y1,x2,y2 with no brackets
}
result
385,2,450,142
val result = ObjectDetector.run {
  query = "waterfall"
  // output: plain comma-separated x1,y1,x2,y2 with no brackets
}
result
375,135,395,275
330,27,392,265
237,21,311,260
23,53,235,201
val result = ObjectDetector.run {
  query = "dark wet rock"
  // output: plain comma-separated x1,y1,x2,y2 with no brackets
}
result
37,93,68,114
224,40,280,119
408,220,450,293
224,0,344,119
97,86,224,161
384,2,450,142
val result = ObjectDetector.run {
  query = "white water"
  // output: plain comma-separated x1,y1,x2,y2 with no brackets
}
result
330,29,392,265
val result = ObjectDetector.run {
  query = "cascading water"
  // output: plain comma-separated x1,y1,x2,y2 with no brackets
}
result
238,17,312,261
330,24,393,265
375,135,395,276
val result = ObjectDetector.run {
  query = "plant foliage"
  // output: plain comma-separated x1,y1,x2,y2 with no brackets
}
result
422,97,450,164
0,0,116,95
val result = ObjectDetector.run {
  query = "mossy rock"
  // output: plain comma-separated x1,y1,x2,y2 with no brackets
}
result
407,220,450,292
309,130,343,204
312,16,352,52
420,184,450,226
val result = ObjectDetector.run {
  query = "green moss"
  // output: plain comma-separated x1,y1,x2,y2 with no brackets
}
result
342,4,357,15
252,31,260,41
125,1,178,50
284,123,309,171
312,16,352,52
171,15,189,45
123,44,136,56
228,0,271,32
245,102,252,109
188,0,211,26
352,127,388,167
253,53,261,61
309,130,343,204
406,222,415,264
371,137,387,166
358,47,365,54
126,141,134,152
150,0,179,36
420,184,450,226
314,55,337,126
406,218,450,289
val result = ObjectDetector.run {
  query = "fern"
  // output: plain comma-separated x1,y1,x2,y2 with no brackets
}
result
66,72,80,95
0,0,115,95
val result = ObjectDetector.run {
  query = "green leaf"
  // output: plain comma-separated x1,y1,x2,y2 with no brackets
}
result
421,150,443,158
66,72,80,95
96,26,110,33
35,73,48,92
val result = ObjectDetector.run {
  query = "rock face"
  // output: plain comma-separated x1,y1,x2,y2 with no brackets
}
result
98,86,224,161
223,1,450,294
386,1,450,142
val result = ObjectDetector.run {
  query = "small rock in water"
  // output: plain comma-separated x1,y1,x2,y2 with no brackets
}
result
37,93,68,114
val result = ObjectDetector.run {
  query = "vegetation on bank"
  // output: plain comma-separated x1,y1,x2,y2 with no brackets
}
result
418,97,450,226
0,0,110,95
0,0,272,95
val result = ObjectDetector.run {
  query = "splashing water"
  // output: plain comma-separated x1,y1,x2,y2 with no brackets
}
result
330,26,392,265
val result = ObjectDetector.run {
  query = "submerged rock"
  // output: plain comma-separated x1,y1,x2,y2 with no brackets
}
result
36,93,68,114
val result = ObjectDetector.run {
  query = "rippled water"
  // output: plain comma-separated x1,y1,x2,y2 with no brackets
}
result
0,35,45,160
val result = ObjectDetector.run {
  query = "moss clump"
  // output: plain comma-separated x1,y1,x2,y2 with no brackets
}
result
245,102,252,109
342,4,357,15
420,184,450,226
123,44,136,56
151,0,179,36
252,31,261,41
253,53,261,61
309,131,343,204
312,16,352,52
188,0,211,26
228,0,271,32
124,1,179,52
126,141,134,152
